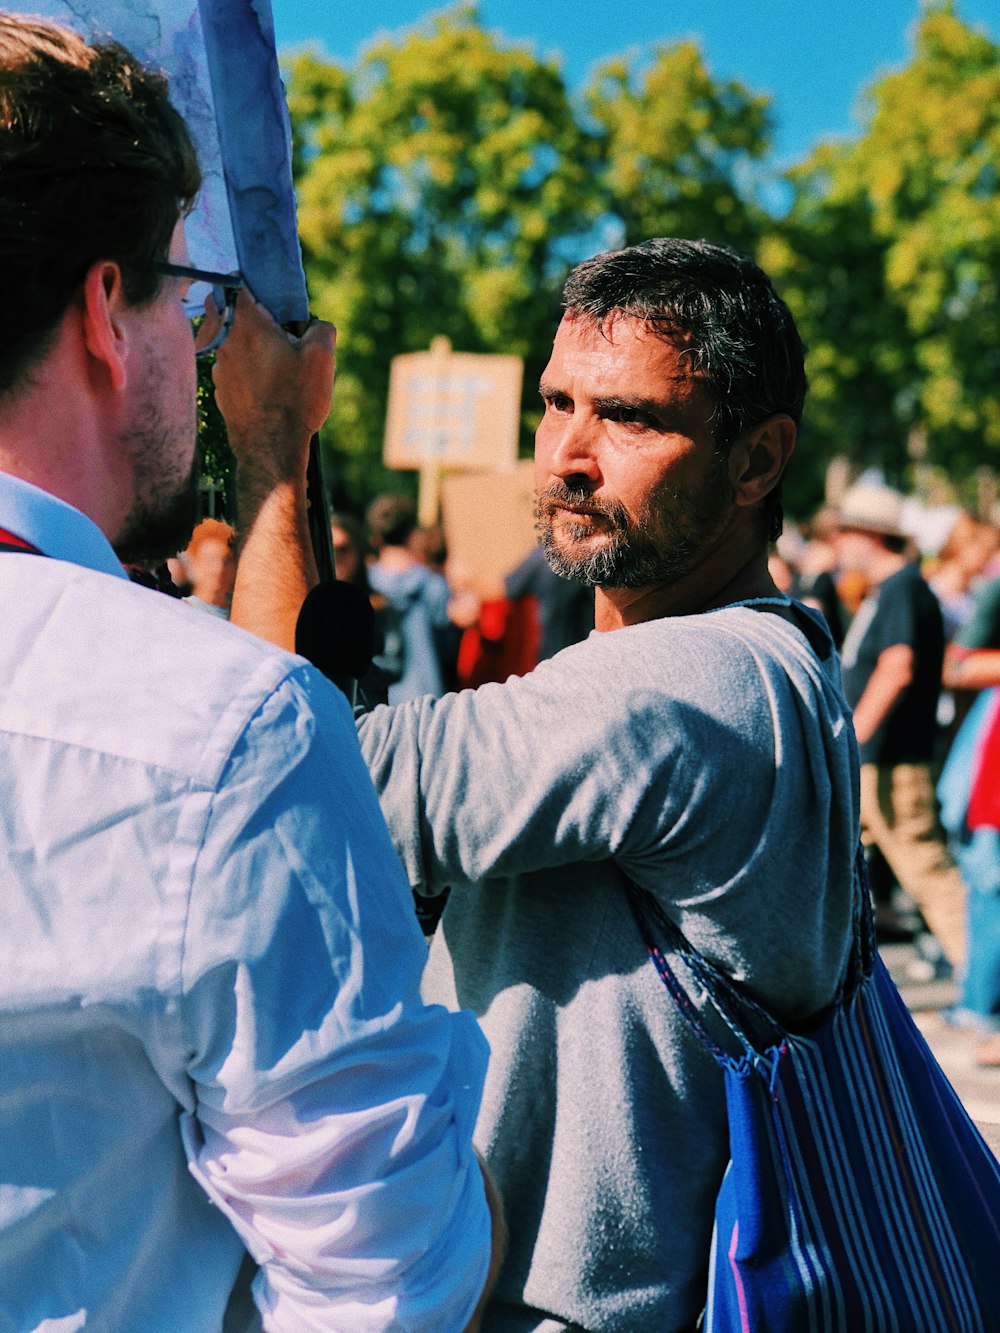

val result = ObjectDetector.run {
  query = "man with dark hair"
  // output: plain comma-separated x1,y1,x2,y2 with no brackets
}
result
833,482,967,970
0,15,499,1330
556,238,806,550
0,17,202,401
231,238,858,1331
365,492,455,701
182,515,237,616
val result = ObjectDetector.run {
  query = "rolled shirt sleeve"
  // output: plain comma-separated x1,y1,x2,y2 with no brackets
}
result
178,665,491,1331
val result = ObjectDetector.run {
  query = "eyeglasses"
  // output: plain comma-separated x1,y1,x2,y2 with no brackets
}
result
146,261,244,358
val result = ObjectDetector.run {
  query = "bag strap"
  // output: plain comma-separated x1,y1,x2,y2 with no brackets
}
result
624,880,765,1069
625,844,873,1070
625,598,871,1065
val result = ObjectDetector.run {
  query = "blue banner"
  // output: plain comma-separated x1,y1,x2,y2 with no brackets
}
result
18,0,309,324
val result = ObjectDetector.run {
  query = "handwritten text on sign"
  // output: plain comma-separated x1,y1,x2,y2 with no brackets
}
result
384,343,523,472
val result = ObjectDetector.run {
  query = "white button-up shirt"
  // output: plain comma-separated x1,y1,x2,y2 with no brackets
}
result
0,473,490,1331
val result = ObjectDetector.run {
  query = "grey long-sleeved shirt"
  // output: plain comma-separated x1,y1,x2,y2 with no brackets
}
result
358,599,859,1332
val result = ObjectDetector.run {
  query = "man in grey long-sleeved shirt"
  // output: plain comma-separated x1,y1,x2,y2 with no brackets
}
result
231,239,859,1331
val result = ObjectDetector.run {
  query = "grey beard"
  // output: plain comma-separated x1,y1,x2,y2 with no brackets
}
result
539,512,699,587
536,475,731,590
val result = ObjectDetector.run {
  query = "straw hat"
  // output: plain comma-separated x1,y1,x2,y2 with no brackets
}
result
837,484,908,540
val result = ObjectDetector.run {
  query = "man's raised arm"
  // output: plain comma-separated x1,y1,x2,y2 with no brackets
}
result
213,289,330,650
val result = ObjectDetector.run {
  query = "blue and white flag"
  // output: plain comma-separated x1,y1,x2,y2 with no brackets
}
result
20,0,309,325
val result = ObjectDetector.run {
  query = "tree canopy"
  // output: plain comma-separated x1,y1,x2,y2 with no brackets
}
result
762,4,1000,510
286,4,595,499
586,40,771,253
266,0,1000,519
283,3,773,502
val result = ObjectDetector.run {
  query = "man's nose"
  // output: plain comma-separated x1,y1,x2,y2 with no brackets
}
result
542,414,601,487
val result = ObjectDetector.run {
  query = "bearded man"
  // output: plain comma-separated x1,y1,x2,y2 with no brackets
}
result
231,239,859,1333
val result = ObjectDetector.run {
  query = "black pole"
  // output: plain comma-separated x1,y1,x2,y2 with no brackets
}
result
306,433,336,585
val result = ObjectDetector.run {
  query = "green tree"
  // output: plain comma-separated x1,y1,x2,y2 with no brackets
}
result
857,4,1000,475
586,41,772,253
286,3,598,501
763,4,1000,509
759,150,918,514
284,2,998,513
285,6,780,504
196,357,235,521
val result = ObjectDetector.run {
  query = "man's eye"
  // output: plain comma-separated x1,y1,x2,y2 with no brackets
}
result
614,407,654,427
544,394,572,414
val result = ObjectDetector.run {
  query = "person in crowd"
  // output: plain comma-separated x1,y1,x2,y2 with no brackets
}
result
503,543,594,661
941,577,1000,1067
409,519,450,575
331,509,368,586
928,509,1000,640
795,504,846,646
466,542,595,667
833,483,968,972
0,16,500,1330
446,541,594,688
183,514,236,617
414,522,465,688
331,509,405,704
230,237,859,1332
365,492,456,702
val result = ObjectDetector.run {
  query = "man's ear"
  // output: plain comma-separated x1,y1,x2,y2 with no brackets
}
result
727,415,796,509
80,261,129,393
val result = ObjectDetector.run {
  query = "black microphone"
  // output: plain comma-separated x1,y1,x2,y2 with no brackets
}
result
295,580,376,708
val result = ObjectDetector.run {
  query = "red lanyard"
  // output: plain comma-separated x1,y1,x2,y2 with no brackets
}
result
0,526,43,554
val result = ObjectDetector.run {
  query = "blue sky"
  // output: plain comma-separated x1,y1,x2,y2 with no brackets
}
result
269,0,998,167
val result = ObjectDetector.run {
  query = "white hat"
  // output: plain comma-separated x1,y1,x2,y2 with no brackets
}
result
837,484,908,539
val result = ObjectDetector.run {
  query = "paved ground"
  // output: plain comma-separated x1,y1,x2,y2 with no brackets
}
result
882,938,1000,1156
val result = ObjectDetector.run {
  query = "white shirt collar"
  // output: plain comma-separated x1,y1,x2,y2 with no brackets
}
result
0,471,128,580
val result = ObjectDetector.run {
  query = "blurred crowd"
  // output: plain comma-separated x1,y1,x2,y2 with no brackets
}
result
773,480,1000,1069
329,494,595,704
137,494,596,696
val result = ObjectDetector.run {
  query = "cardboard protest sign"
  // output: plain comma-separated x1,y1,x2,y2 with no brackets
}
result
385,338,523,473
441,461,538,585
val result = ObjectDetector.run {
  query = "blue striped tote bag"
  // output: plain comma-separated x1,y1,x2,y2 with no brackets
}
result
625,852,1000,1332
